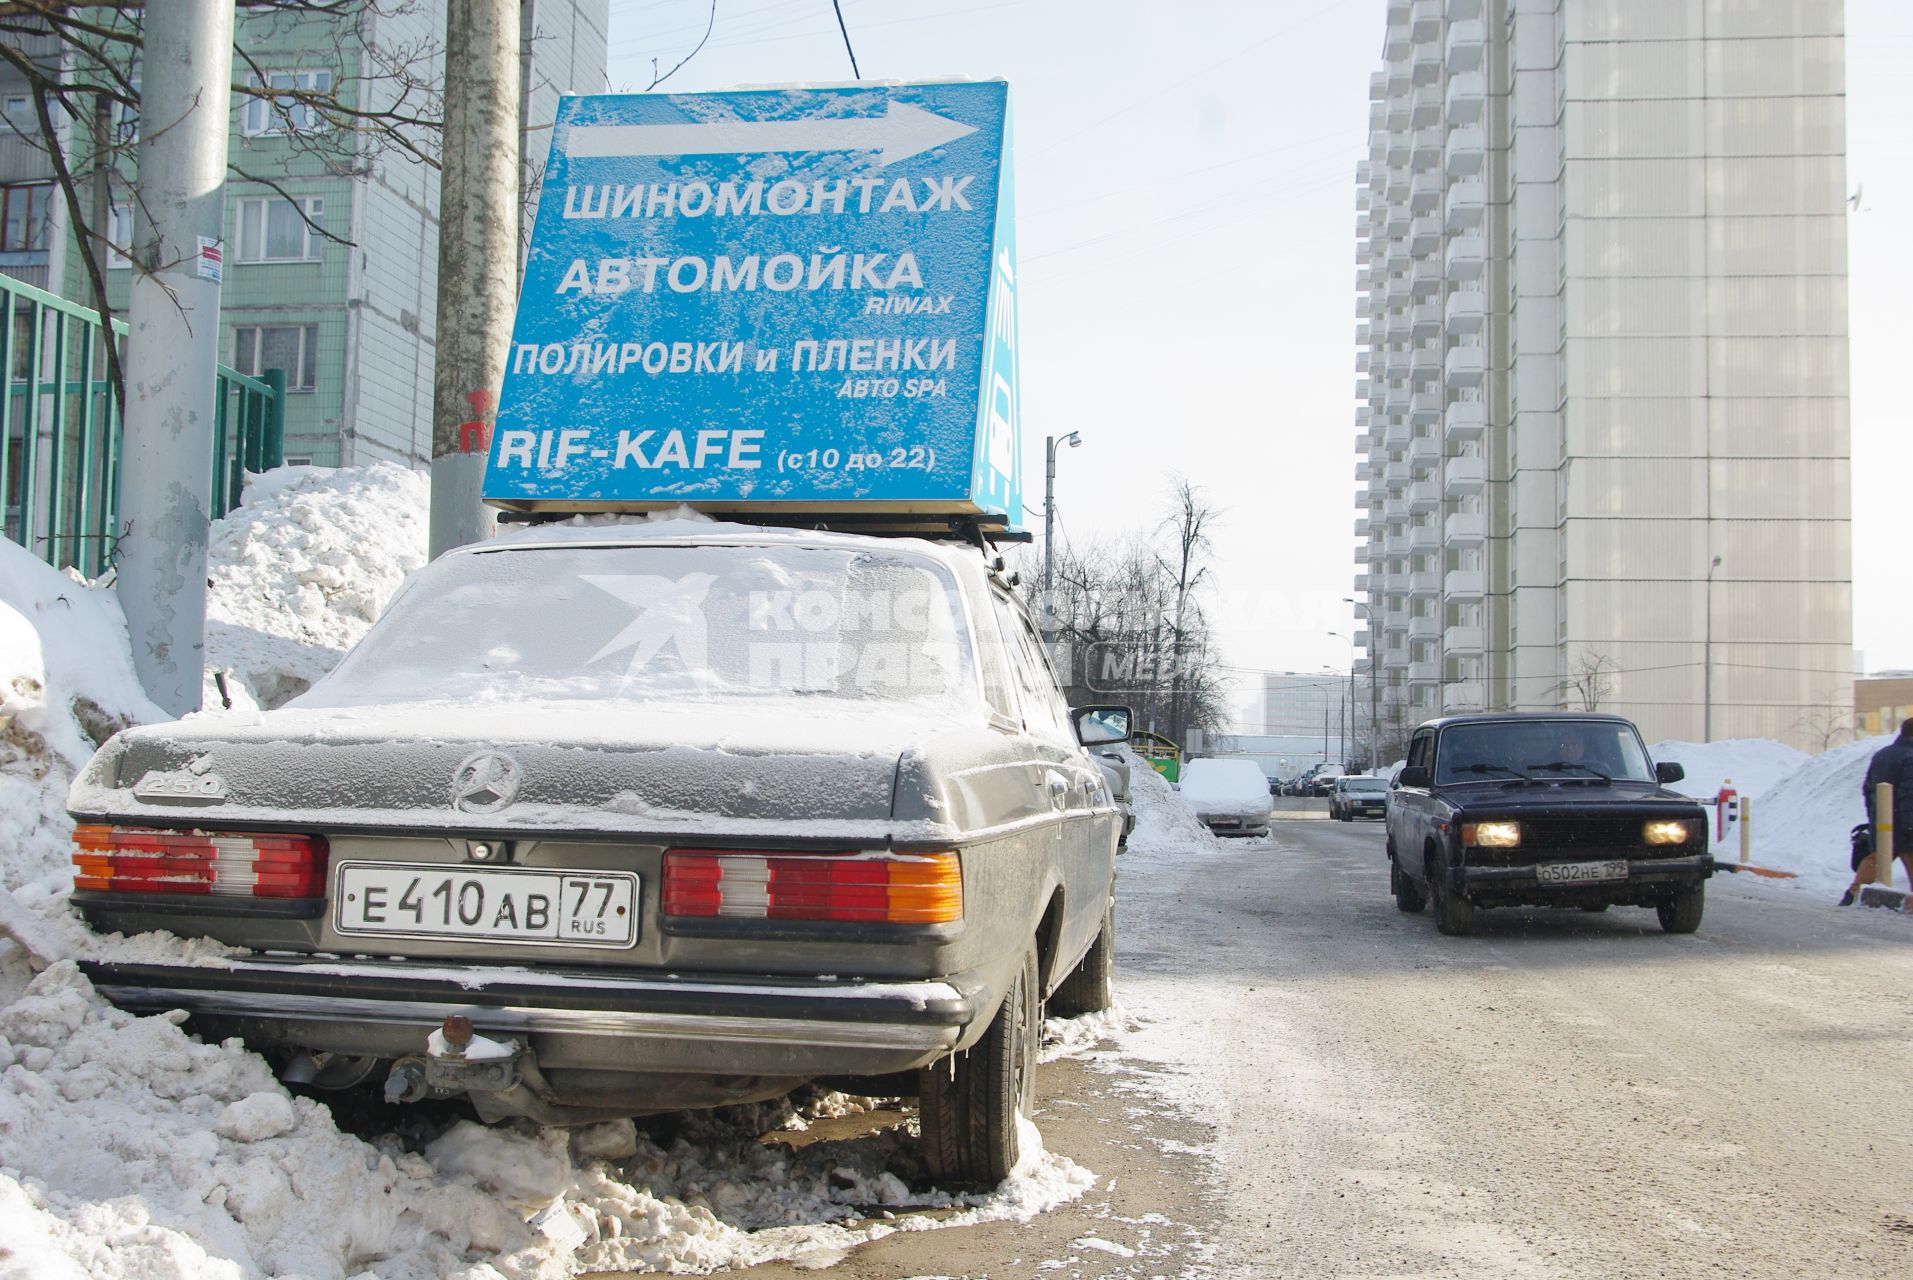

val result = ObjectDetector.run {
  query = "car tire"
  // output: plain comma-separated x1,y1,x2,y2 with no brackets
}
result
1428,850,1475,936
919,946,1038,1188
1656,884,1704,934
1391,859,1425,914
1050,898,1115,1017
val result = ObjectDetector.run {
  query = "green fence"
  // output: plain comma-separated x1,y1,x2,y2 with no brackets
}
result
1,272,284,579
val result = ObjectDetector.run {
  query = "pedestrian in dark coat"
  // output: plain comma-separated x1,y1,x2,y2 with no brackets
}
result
1846,719,1913,904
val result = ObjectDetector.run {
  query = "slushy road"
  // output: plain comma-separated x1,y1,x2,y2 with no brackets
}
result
1119,810,1913,1279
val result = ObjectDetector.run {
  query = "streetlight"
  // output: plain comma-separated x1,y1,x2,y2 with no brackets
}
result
1704,554,1722,742
1042,432,1081,638
1329,631,1356,767
1344,594,1379,767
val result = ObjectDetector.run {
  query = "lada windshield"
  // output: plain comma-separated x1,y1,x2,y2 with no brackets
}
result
1434,720,1655,785
303,542,980,711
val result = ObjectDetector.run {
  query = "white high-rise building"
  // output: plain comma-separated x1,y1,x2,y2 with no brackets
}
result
1353,0,1852,749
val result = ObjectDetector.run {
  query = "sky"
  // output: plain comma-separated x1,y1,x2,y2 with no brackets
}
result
598,0,1913,724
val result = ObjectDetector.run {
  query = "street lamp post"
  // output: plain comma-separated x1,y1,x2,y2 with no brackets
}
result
1329,631,1357,768
1704,554,1723,742
1042,432,1081,640
1344,597,1377,768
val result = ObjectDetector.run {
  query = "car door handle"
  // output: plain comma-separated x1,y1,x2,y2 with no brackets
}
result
1044,772,1070,808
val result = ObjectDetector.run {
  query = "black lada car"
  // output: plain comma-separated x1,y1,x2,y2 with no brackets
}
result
1385,713,1711,935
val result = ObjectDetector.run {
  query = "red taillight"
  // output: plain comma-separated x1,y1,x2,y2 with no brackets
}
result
662,849,962,924
73,825,329,898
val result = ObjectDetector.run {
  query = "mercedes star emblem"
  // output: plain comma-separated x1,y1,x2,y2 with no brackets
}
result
452,751,522,814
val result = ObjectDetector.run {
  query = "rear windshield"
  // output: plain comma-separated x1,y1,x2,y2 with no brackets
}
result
1346,779,1388,792
303,542,980,711
1433,720,1654,785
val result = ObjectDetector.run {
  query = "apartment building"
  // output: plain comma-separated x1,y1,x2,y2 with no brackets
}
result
2,1,606,468
1353,0,1852,748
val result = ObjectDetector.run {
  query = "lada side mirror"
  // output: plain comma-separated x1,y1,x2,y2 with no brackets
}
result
1656,761,1685,785
1072,705,1133,746
1397,765,1432,788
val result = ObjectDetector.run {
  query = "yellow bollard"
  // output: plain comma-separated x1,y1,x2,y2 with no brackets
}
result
1739,795,1752,866
1876,783,1895,888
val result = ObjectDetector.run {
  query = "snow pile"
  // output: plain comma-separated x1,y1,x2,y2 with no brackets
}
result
1123,751,1219,858
0,541,163,896
1742,734,1892,898
1648,738,1809,805
0,959,1094,1278
206,463,428,708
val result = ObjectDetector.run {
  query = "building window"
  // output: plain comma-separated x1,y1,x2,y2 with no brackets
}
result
106,203,132,269
235,197,324,262
241,70,334,137
0,182,52,253
233,325,319,392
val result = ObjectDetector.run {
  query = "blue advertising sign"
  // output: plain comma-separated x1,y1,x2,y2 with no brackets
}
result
484,81,1022,528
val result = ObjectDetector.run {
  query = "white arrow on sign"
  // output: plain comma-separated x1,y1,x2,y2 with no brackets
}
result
567,101,976,168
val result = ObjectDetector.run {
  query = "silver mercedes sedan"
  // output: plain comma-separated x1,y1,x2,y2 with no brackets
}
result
70,520,1127,1186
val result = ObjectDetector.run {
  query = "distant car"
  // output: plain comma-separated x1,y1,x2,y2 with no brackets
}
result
70,522,1127,1187
1180,758,1273,838
1090,740,1137,848
1311,766,1346,797
1385,713,1712,936
1329,776,1389,821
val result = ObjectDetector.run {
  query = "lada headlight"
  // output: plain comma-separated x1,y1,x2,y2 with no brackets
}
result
1462,821,1521,848
1644,819,1695,846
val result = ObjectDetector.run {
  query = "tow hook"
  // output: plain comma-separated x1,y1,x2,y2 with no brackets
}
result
384,1015,525,1105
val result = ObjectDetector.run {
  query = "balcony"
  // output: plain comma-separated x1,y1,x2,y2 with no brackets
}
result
1383,383,1411,416
1383,495,1409,521
1442,681,1487,711
1445,70,1485,125
1409,659,1442,684
1444,125,1485,178
1384,204,1412,237
1444,569,1486,598
1410,81,1442,125
1409,429,1441,464
1444,288,1485,332
1355,349,1371,375
1444,344,1486,385
1369,71,1388,102
1355,459,1376,482
1409,614,1440,642
1444,234,1485,281
1412,39,1442,87
1410,525,1441,557
1445,178,1485,230
1444,510,1484,544
1385,165,1411,203
1444,0,1483,18
1384,531,1410,558
1410,299,1441,338
1409,570,1442,598
1409,170,1442,214
1410,343,1442,377
1410,213,1441,255
1444,455,1486,494
1383,610,1410,635
1444,399,1485,440
1355,405,1372,427
1354,572,1372,593
1444,624,1484,652
1445,18,1485,72
1409,477,1441,512
1411,126,1443,171
1354,515,1371,538
1410,391,1442,427
1410,0,1442,38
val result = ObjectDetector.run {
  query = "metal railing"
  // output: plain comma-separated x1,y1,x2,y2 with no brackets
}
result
1,272,284,578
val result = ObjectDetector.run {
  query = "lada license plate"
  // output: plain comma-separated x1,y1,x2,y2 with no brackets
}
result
1535,859,1628,885
334,862,639,948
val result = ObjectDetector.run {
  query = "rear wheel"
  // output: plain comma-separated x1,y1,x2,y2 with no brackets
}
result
1657,883,1705,934
919,947,1038,1188
1391,859,1426,914
1049,899,1115,1016
1428,849,1475,936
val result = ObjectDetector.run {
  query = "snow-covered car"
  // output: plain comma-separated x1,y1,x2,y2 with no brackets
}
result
68,520,1127,1187
1329,776,1389,821
1178,758,1273,838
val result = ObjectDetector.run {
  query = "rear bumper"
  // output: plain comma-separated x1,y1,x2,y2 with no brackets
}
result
79,956,972,1079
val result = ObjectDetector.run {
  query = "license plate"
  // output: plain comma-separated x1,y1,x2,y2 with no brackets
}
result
334,862,639,948
1535,859,1629,884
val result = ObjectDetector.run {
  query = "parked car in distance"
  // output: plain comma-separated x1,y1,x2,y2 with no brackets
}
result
69,520,1126,1187
1385,713,1712,936
1180,758,1274,838
1311,765,1346,797
1329,776,1390,821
